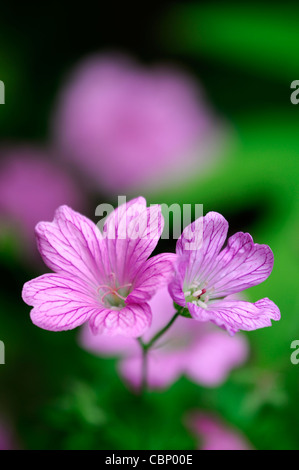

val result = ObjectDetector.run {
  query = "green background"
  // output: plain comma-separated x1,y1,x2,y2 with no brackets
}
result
0,1,298,449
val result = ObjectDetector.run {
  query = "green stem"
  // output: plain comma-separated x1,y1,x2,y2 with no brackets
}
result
137,337,147,394
144,311,180,351
136,309,181,394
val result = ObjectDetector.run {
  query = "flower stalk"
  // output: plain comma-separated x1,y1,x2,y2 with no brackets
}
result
137,307,182,393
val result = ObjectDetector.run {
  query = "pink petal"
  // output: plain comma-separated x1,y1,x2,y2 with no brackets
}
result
126,253,176,303
119,350,184,390
89,303,152,337
188,412,253,450
80,323,139,356
209,232,274,297
35,205,109,285
188,298,280,335
22,273,99,331
80,286,175,355
174,211,228,292
168,272,187,306
185,330,249,386
103,197,164,284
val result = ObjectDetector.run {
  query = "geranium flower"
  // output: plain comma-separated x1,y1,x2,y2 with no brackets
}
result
169,211,280,334
0,419,17,451
52,54,219,193
186,412,253,450
80,287,248,390
0,146,84,252
22,197,175,336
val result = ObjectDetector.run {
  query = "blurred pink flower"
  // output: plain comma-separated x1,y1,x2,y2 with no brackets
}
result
187,412,253,450
0,147,85,252
52,54,217,193
22,198,175,336
80,286,248,390
0,420,17,450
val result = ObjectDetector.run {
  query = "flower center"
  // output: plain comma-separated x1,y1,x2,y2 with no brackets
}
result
97,273,132,308
184,283,209,309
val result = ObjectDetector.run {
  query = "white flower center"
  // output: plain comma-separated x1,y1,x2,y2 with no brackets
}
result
184,283,210,309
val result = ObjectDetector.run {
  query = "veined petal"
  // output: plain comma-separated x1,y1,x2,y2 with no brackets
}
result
35,205,109,286
103,197,146,237
126,253,176,303
208,232,274,297
188,298,280,335
103,197,164,283
168,276,186,307
90,303,152,337
22,273,99,331
176,212,228,287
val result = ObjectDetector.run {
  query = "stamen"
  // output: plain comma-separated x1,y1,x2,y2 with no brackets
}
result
97,278,132,306
193,289,202,297
197,299,207,309
119,283,132,289
97,284,110,292
100,291,112,303
113,292,127,301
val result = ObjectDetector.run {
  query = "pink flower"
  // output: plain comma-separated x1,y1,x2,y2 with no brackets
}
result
169,211,280,334
0,146,84,250
187,412,253,450
52,54,216,193
0,419,17,450
80,287,248,390
22,197,175,336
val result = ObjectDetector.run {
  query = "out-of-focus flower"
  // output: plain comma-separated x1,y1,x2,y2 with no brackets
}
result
22,197,175,336
52,54,219,193
169,211,280,334
0,419,17,450
80,287,248,390
0,147,84,252
187,412,253,450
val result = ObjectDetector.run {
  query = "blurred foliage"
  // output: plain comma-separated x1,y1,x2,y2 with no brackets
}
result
160,2,299,80
0,0,298,450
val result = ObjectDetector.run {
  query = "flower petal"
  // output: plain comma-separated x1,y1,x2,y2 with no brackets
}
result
176,211,228,287
188,413,253,450
119,351,184,390
126,253,176,303
89,303,152,337
79,323,139,356
103,197,164,283
188,298,280,334
22,273,99,331
185,330,249,385
35,205,109,286
208,232,274,297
